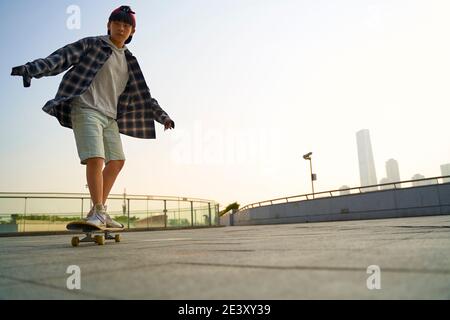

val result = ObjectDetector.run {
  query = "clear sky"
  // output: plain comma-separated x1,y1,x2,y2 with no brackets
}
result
1,0,449,208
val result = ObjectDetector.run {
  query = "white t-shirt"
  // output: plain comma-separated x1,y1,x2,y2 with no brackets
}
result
72,35,129,119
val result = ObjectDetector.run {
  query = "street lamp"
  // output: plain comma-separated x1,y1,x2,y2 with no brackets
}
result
303,152,316,199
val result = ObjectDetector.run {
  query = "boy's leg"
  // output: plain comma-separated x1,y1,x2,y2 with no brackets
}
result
102,160,125,205
86,157,105,206
102,117,126,206
71,104,107,208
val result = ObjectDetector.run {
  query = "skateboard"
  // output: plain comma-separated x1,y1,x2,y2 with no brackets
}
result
66,220,124,247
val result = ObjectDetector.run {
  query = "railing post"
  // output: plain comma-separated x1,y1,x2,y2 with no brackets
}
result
190,201,194,227
81,198,84,219
208,202,212,226
217,204,220,225
127,198,130,229
146,199,149,229
164,200,167,228
23,197,27,233
437,181,442,214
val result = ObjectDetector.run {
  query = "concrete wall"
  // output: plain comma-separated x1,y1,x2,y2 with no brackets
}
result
221,183,450,226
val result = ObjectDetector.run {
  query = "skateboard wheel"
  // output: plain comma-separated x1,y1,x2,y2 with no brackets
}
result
95,235,105,245
114,234,121,243
71,236,80,247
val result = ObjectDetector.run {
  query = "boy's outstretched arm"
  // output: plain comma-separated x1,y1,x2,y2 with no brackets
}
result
11,38,87,87
151,97,175,131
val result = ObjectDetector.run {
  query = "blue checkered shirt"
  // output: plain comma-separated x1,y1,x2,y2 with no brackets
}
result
16,36,172,139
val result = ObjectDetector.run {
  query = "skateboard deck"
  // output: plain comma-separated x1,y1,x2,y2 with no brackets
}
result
67,220,124,247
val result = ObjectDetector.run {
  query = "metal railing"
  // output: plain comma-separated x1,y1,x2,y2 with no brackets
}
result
239,175,450,212
0,192,220,234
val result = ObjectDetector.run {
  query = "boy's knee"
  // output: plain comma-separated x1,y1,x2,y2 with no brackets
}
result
86,157,105,166
110,160,125,170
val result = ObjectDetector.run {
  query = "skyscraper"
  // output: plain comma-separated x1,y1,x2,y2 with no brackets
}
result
386,159,401,183
411,173,430,187
379,177,392,190
356,129,378,191
441,163,450,183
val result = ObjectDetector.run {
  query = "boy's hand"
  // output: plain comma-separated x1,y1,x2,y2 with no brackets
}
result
11,65,32,87
164,119,175,131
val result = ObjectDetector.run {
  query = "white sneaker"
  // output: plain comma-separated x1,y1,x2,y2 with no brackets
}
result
85,204,106,219
85,204,106,228
105,214,124,228
84,207,95,220
104,206,124,228
85,204,123,228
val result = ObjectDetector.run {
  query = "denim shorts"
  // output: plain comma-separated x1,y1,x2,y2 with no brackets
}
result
71,103,125,165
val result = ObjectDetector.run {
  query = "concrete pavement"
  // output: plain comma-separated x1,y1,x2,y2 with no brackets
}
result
0,215,449,299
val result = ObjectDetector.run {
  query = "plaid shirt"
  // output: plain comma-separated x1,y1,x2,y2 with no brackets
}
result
18,36,172,139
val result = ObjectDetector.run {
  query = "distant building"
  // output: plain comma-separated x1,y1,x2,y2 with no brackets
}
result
386,159,401,183
380,158,401,188
356,129,378,191
339,185,350,196
379,177,392,190
441,163,450,183
411,174,431,187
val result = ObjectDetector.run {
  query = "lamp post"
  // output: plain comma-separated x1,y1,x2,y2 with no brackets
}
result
303,152,316,199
